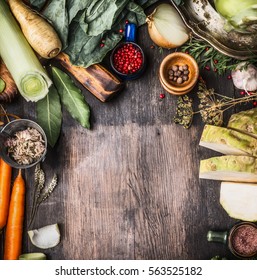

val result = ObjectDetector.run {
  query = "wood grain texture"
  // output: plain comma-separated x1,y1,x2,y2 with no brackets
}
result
0,18,243,260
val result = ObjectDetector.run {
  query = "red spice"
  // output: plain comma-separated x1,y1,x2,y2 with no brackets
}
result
113,43,143,75
231,225,257,256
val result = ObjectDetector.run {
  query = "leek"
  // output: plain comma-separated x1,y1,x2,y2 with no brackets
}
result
0,0,52,102
0,77,5,93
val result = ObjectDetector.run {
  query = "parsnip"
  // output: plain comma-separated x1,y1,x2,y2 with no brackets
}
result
8,0,62,59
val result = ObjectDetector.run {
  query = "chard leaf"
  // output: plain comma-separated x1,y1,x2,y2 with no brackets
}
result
43,0,69,49
29,0,47,10
51,67,90,129
36,85,62,147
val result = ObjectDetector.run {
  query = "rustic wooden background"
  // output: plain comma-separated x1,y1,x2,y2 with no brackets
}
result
0,2,246,260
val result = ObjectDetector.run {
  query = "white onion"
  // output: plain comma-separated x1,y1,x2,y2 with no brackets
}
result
146,3,189,49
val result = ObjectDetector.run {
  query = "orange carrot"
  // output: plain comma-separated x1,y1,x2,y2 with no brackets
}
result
4,169,25,260
0,158,12,232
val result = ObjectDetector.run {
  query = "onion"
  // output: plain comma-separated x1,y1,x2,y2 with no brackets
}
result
146,3,190,49
232,62,257,92
28,224,61,249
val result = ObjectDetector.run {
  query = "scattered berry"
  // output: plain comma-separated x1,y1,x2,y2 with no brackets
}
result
185,51,189,54
253,101,257,107
100,43,104,48
205,47,209,51
240,91,245,95
159,93,165,99
227,75,232,80
214,68,217,72
119,29,123,33
204,65,210,71
214,59,218,64
125,20,129,24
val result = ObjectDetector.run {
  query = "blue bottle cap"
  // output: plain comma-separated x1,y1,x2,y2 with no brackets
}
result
125,23,137,42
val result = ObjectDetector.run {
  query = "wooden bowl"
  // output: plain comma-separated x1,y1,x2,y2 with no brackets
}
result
159,52,199,95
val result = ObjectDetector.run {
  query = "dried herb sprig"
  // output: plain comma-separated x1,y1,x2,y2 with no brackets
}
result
181,38,257,75
29,164,58,228
173,80,257,128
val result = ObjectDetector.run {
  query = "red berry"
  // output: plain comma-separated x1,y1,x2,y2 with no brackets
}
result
227,75,232,80
205,47,209,51
240,91,245,95
100,43,104,48
160,93,165,99
185,51,189,54
253,101,257,107
205,65,210,71
119,29,123,33
125,20,129,24
214,68,217,72
214,59,218,64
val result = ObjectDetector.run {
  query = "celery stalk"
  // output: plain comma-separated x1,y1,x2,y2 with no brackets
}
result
0,0,52,102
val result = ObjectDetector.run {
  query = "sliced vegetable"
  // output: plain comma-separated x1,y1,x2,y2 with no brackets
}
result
4,170,25,260
28,224,60,249
0,77,5,93
228,108,257,138
199,124,257,157
52,67,90,129
0,59,18,103
199,155,257,183
0,0,52,102
8,0,62,59
220,182,257,221
0,158,12,231
146,3,189,48
19,253,46,260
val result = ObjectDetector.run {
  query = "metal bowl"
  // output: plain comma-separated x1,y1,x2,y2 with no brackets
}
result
0,119,47,169
171,0,257,60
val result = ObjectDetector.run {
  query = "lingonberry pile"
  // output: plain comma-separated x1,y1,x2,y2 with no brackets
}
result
113,43,143,75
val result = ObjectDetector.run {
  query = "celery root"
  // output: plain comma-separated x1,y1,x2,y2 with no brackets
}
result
8,0,62,59
199,155,257,183
0,59,18,103
220,182,257,222
199,124,257,157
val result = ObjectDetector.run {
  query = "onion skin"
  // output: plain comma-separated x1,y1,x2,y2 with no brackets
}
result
146,4,189,49
146,16,180,49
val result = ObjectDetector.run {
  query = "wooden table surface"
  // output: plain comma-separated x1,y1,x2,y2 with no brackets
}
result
1,3,242,260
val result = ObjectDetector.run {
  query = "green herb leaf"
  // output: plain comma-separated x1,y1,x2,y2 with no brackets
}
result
0,77,5,93
43,0,69,49
36,85,62,147
51,67,90,129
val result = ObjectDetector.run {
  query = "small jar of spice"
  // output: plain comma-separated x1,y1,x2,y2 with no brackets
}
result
207,222,257,259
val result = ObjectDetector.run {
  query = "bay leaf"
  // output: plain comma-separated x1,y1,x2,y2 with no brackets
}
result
36,85,62,147
51,67,90,129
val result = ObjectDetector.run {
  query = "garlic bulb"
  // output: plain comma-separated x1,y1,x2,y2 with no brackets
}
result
232,62,257,92
146,3,189,49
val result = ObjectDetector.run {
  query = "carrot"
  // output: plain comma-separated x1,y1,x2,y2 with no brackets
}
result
8,0,62,59
4,169,25,260
0,59,18,103
0,158,12,232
